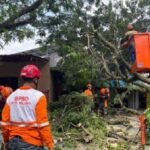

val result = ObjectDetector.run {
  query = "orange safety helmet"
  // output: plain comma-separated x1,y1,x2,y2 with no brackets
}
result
1,86,13,99
127,23,133,30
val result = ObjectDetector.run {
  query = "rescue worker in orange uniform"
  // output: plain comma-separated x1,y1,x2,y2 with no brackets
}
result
84,83,93,97
100,87,110,115
84,83,94,111
0,85,5,119
1,64,54,150
0,86,13,120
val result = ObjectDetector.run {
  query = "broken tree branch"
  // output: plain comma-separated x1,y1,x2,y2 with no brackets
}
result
105,119,130,126
91,24,150,86
85,32,93,54
108,131,129,141
91,24,131,70
122,107,142,115
0,16,36,31
71,123,94,143
134,73,150,85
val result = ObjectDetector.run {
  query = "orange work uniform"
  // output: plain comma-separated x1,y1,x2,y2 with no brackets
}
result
100,88,110,108
1,86,54,149
84,89,93,97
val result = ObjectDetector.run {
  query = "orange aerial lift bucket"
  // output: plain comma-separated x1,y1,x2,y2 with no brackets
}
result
130,33,150,73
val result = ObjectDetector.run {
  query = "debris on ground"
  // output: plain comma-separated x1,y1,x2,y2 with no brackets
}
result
48,93,150,150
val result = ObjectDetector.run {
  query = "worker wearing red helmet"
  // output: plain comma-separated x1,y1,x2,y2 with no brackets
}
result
1,64,54,150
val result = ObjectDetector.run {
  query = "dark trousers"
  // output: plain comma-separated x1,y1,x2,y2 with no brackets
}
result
8,136,44,150
128,45,135,63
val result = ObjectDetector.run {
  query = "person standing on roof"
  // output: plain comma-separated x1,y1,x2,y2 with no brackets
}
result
0,86,13,120
1,64,54,150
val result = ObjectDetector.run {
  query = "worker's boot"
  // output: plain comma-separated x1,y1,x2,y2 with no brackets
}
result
103,108,108,116
97,109,100,115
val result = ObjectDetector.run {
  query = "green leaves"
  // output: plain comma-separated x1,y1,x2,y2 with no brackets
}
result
57,46,100,91
44,0,150,90
0,0,43,45
1,0,150,94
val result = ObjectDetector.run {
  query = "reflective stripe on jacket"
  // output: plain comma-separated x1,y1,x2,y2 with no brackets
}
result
1,86,54,149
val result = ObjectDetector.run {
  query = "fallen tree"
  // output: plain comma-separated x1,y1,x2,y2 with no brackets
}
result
48,92,107,149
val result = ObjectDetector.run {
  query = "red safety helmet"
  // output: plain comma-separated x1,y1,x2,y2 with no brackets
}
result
1,86,13,99
127,23,133,30
20,64,40,79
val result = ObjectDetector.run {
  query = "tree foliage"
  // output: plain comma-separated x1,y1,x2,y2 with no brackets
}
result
0,0,73,45
49,92,107,148
40,0,150,91
1,0,150,92
0,0,43,45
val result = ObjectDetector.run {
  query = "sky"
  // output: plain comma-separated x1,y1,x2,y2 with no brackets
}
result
0,0,127,55
0,38,39,54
